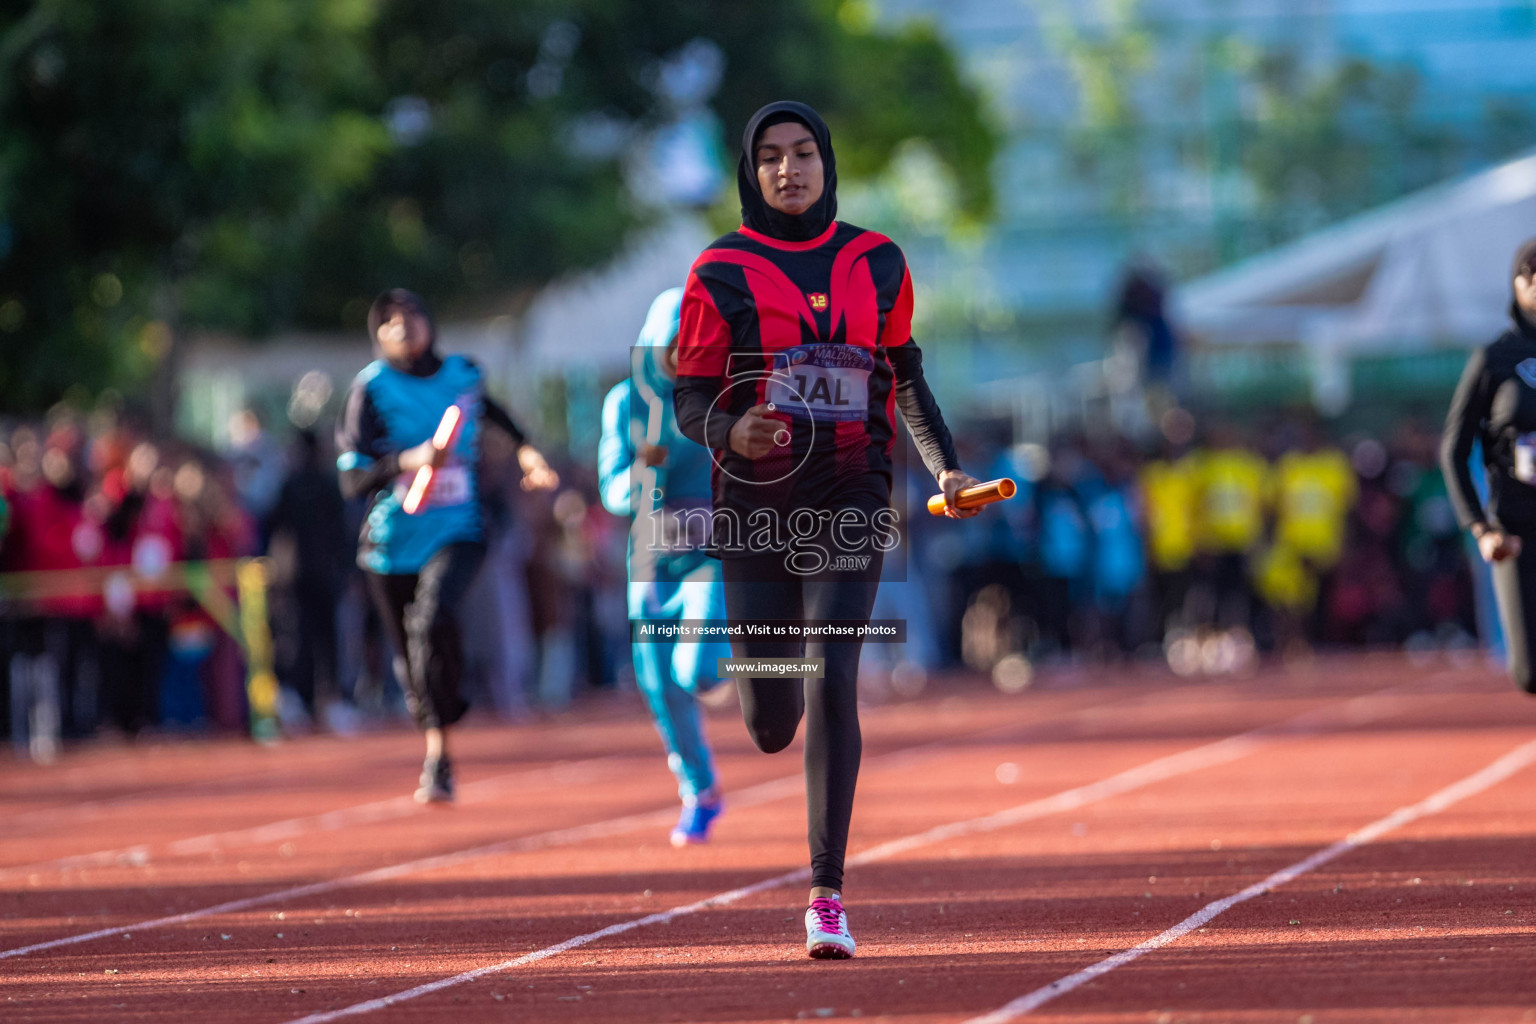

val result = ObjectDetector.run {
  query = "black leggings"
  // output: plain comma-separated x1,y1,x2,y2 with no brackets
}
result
1492,548,1536,694
722,544,883,893
366,542,486,730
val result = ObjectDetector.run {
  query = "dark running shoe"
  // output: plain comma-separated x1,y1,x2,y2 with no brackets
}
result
414,756,454,804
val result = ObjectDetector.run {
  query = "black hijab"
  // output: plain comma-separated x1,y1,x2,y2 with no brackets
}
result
738,100,837,242
1511,238,1536,339
367,287,442,376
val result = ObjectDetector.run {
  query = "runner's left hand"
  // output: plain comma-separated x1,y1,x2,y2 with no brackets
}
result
938,469,983,519
518,446,560,491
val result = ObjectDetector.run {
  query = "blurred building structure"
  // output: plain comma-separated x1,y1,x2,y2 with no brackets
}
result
177,3,1536,449
983,146,1536,440
1175,147,1536,408
870,0,1536,391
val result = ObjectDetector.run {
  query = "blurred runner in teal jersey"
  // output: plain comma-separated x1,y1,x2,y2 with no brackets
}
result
337,289,556,802
599,287,728,846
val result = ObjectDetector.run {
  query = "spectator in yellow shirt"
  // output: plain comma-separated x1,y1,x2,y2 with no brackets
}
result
1139,445,1196,641
1260,426,1358,655
1187,424,1269,638
1273,431,1357,573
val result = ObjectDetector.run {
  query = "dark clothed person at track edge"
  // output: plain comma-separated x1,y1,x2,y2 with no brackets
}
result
1441,236,1536,693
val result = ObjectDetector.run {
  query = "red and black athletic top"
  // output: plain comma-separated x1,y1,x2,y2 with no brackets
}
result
673,220,958,517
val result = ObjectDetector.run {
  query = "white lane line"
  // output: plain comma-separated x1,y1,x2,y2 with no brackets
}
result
0,768,803,962
272,682,1452,1024
0,682,1205,959
848,678,1465,867
0,742,492,835
281,866,813,1024
0,677,1456,966
0,762,320,837
0,756,628,880
962,736,1536,1023
0,685,1126,870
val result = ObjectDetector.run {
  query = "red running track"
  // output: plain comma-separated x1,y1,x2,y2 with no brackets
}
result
1,653,1534,1023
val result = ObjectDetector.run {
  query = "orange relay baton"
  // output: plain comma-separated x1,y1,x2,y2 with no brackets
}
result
402,405,464,515
926,477,1017,516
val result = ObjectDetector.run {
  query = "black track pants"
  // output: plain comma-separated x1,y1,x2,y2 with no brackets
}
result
366,542,486,730
722,544,883,893
1492,548,1536,694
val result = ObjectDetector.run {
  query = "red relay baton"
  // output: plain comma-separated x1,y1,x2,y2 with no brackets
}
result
402,405,464,515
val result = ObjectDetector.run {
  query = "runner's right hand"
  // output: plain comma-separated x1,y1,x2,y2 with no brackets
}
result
398,439,448,474
728,404,782,459
517,445,560,491
937,469,984,519
1477,527,1521,563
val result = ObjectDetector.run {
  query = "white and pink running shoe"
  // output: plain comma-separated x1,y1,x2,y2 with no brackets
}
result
804,895,856,959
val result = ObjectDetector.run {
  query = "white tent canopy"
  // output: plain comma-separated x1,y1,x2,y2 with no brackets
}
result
518,214,714,373
1174,148,1536,353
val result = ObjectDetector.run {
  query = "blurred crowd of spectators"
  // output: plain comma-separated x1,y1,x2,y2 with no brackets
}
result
0,402,638,761
0,391,1484,761
915,409,1476,686
1,408,258,759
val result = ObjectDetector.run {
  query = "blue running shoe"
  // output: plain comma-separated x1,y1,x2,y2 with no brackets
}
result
669,795,723,847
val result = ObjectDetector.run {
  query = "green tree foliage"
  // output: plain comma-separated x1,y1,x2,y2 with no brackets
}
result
0,0,386,412
705,1,996,225
1235,52,1456,245
1037,0,1158,212
1036,0,1528,266
0,0,997,414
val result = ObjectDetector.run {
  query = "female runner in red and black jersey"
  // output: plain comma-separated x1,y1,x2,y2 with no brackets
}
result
674,100,982,959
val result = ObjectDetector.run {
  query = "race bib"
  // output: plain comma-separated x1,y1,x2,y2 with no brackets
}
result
765,344,872,424
1516,433,1536,485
